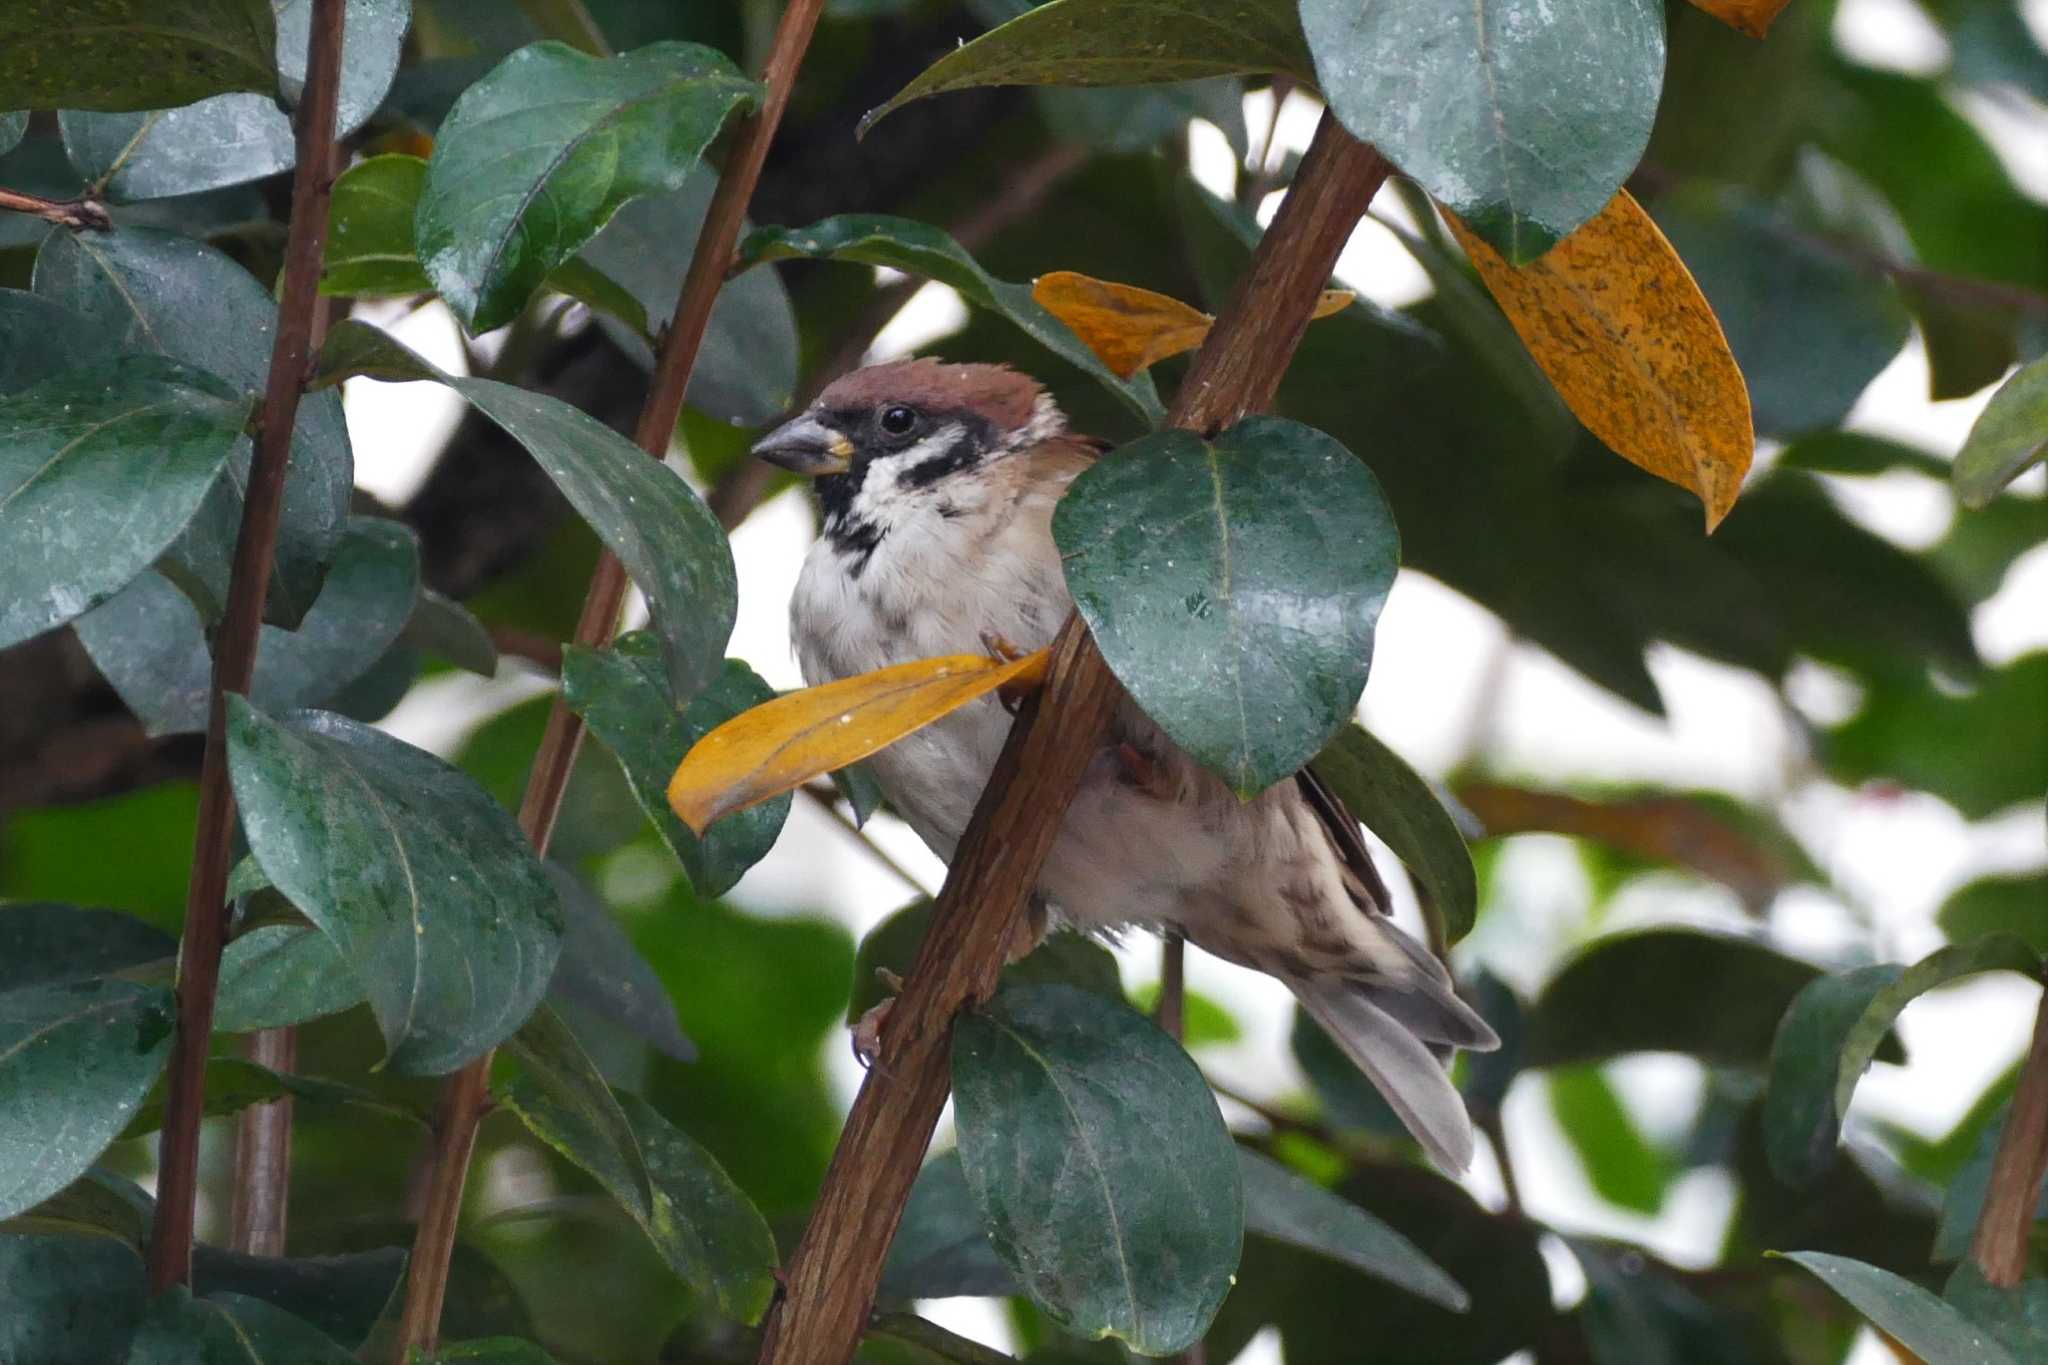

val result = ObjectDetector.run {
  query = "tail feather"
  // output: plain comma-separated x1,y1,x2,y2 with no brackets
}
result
1293,979,1483,1174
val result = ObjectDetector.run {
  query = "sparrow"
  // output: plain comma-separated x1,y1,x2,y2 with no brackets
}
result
754,357,1499,1171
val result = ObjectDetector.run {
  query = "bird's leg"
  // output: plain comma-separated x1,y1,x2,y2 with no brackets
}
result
850,905,1048,1068
982,628,1038,713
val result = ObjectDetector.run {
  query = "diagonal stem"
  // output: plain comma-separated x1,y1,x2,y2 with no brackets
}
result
1969,983,2048,1287
146,0,350,1292
390,1,832,1356
754,112,1393,1365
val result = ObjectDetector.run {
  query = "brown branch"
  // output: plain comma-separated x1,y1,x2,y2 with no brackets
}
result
1156,934,1187,1039
144,0,348,1293
755,113,1392,1365
1969,985,2048,1287
229,1024,298,1256
0,185,111,231
391,1,832,1356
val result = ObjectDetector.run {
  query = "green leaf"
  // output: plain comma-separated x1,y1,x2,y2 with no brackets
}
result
850,902,1121,1026
401,589,499,677
1774,1251,2019,1365
314,320,737,700
1933,1109,2048,1262
0,979,175,1221
1955,355,2048,508
1824,653,2048,820
33,226,352,628
125,1288,358,1363
1570,1238,1779,1365
0,1,277,112
0,1167,154,1245
866,0,1313,131
59,0,411,202
951,981,1242,1355
577,173,799,426
498,1074,778,1323
225,700,564,1074
0,288,99,395
882,1150,1018,1302
832,761,886,828
420,1340,565,1364
0,904,175,992
75,517,422,737
417,40,759,332
501,1005,658,1225
1652,185,1911,437
1237,1146,1466,1309
1941,874,2048,957
1763,937,2039,1188
0,1232,148,1362
1944,1260,2048,1361
214,924,365,1033
1307,723,1477,943
1547,1065,1671,1215
121,1058,422,1140
1053,416,1397,795
1775,430,1951,480
545,864,694,1062
189,1244,408,1351
0,113,25,156
1299,0,1664,261
0,357,248,650
563,638,790,897
1527,929,1902,1070
737,215,1164,425
457,694,644,864
321,153,434,296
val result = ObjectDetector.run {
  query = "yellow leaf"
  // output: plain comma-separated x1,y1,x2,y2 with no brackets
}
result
1033,270,1353,379
1445,190,1754,530
666,649,1051,834
1684,0,1793,39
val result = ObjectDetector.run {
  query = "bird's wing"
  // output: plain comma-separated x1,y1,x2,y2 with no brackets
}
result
1296,763,1392,917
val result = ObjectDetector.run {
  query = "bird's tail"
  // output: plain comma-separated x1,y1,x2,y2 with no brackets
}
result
1289,966,1499,1174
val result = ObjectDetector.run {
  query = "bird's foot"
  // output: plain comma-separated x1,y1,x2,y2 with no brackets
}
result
982,629,1040,712
980,628,1027,663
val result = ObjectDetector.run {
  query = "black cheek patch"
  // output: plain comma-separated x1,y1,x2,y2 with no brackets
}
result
898,421,990,492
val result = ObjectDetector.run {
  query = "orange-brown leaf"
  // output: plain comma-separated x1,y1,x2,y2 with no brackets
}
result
1034,270,1352,379
1445,189,1754,530
666,650,1050,834
1684,0,1793,39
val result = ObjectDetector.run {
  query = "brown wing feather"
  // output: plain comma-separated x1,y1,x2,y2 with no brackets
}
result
1297,765,1392,916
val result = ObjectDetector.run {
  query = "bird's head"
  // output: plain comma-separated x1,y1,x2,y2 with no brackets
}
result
751,359,1066,551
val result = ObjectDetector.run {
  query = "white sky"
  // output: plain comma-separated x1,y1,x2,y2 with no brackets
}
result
351,6,2048,1358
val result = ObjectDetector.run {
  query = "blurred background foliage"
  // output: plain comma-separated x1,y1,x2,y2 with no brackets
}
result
1,0,2045,1362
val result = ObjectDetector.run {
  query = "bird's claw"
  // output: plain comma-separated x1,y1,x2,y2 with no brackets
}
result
851,972,904,1069
980,629,1027,663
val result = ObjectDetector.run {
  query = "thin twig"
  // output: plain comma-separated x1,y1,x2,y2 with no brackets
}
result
800,785,929,897
145,0,348,1293
755,113,1393,1365
391,1,832,1355
0,186,110,231
1969,983,2048,1287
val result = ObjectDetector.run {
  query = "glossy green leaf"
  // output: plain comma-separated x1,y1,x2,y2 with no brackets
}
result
1653,185,1911,437
0,289,99,395
416,40,759,332
314,320,737,699
1571,1238,1779,1365
499,1073,777,1323
124,1288,357,1363
952,981,1242,1354
1825,653,2048,820
1764,937,2038,1188
737,216,1163,425
0,1232,148,1363
563,637,790,897
189,1244,409,1350
226,701,564,1074
0,113,25,156
883,1150,1018,1302
214,924,364,1033
401,589,499,677
867,0,1312,131
502,1005,657,1220
1054,416,1398,795
0,1167,154,1245
1308,723,1476,942
0,2,276,112
33,226,352,627
1299,0,1664,261
321,153,433,296
545,865,693,1061
1774,1251,2019,1365
59,0,410,202
578,173,798,426
1548,1065,1671,1215
1940,873,2048,957
1955,355,2048,508
1526,929,1903,1070
1238,1147,1466,1309
75,517,421,737
0,904,175,993
122,1057,420,1140
1944,1259,2048,1361
1932,1109,2048,1262
832,761,886,828
0,979,175,1221
0,357,248,650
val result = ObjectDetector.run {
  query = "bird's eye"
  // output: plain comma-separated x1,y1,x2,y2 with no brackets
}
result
878,404,918,436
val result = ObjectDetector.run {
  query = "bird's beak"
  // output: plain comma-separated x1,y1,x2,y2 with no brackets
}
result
752,413,853,476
